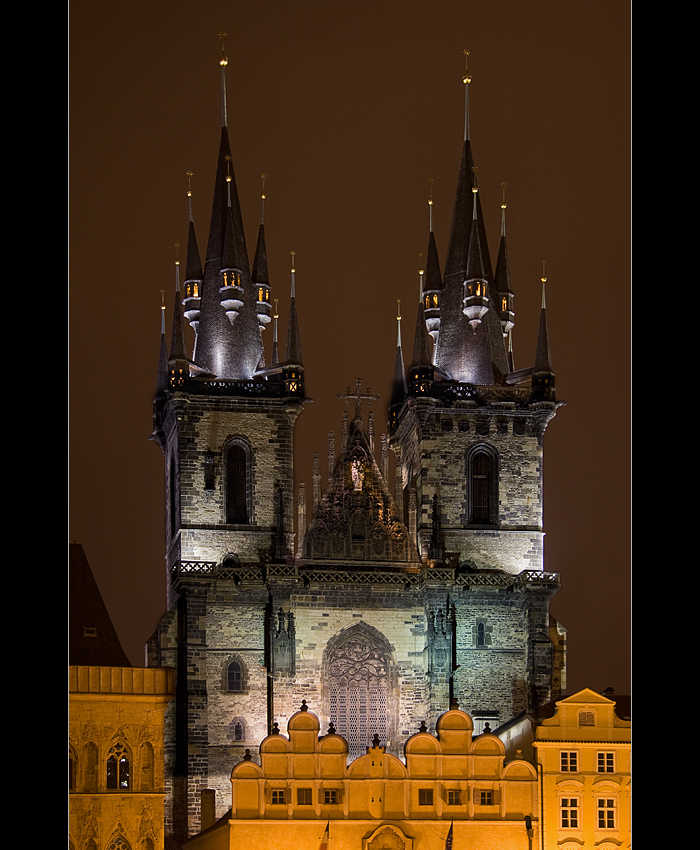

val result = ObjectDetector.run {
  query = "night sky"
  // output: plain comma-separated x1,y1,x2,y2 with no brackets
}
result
69,1,631,697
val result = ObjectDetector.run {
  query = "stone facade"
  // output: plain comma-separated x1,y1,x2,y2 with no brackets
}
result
68,666,174,850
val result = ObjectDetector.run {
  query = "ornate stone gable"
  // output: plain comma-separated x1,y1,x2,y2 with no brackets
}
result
302,416,419,565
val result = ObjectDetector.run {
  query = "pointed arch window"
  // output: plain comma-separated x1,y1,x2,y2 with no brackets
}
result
324,623,397,762
226,440,251,525
467,446,498,525
106,742,130,790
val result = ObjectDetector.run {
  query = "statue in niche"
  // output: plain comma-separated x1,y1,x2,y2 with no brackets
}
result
351,459,365,491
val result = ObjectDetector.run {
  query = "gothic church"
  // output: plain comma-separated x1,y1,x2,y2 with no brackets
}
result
148,48,566,842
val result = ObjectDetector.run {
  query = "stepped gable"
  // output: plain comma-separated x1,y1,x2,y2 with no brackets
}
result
302,411,419,566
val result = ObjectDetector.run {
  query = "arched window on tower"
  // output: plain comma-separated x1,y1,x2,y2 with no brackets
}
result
467,446,498,526
226,440,251,524
106,742,130,790
227,660,244,692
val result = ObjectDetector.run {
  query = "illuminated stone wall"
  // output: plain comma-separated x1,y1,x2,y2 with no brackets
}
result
68,667,174,850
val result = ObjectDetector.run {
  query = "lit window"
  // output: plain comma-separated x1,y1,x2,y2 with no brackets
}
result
418,789,434,806
106,742,130,790
561,751,578,772
297,788,312,806
323,789,338,805
597,752,615,772
597,798,616,829
561,798,579,829
447,790,461,805
479,790,493,805
271,789,286,805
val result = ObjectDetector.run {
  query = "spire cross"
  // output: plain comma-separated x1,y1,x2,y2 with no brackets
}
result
337,378,380,421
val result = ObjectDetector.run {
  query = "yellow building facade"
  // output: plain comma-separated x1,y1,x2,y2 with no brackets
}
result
184,702,538,850
69,666,175,850
532,688,630,849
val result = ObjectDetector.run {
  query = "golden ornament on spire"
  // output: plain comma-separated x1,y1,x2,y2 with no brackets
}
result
462,49,471,84
219,31,228,66
501,182,507,209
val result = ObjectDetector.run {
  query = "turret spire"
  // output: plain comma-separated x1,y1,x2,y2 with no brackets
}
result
495,182,515,342
183,172,203,351
389,301,408,430
284,251,303,367
423,180,443,359
533,261,555,399
169,243,187,362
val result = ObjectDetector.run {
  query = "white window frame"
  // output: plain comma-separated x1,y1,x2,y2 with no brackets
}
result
560,797,580,829
560,750,579,772
597,751,615,773
596,797,617,829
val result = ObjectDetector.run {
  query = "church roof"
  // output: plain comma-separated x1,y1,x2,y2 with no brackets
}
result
69,543,131,667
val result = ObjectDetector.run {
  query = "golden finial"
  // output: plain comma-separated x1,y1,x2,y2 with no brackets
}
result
471,165,479,194
291,250,296,273
261,173,267,200
186,171,193,198
541,261,547,308
224,154,232,182
501,182,507,210
219,31,228,66
274,298,279,320
462,49,471,85
397,299,401,321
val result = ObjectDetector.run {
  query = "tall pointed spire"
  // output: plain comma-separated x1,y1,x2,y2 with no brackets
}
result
271,298,280,365
156,289,168,394
533,262,555,399
389,300,407,431
284,251,303,367
435,54,508,384
183,171,203,353
411,261,432,369
193,37,261,379
219,31,228,128
495,182,515,343
169,244,187,362
423,179,443,360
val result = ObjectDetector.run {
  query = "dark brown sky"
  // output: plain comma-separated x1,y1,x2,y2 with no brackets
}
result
69,0,631,696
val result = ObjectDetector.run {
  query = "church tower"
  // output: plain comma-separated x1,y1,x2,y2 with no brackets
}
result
388,61,564,732
147,45,565,844
148,40,307,841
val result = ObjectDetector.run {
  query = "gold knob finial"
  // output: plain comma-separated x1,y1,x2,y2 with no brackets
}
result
541,260,547,283
186,170,193,197
501,182,507,209
462,49,471,84
219,31,228,66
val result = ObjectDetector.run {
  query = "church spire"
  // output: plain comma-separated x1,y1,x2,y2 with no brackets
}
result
252,174,272,356
389,301,407,432
422,180,443,361
411,260,432,369
495,182,515,344
532,262,555,399
284,251,303,367
169,244,188,363
192,36,262,380
182,172,203,351
434,54,508,385
156,289,168,395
